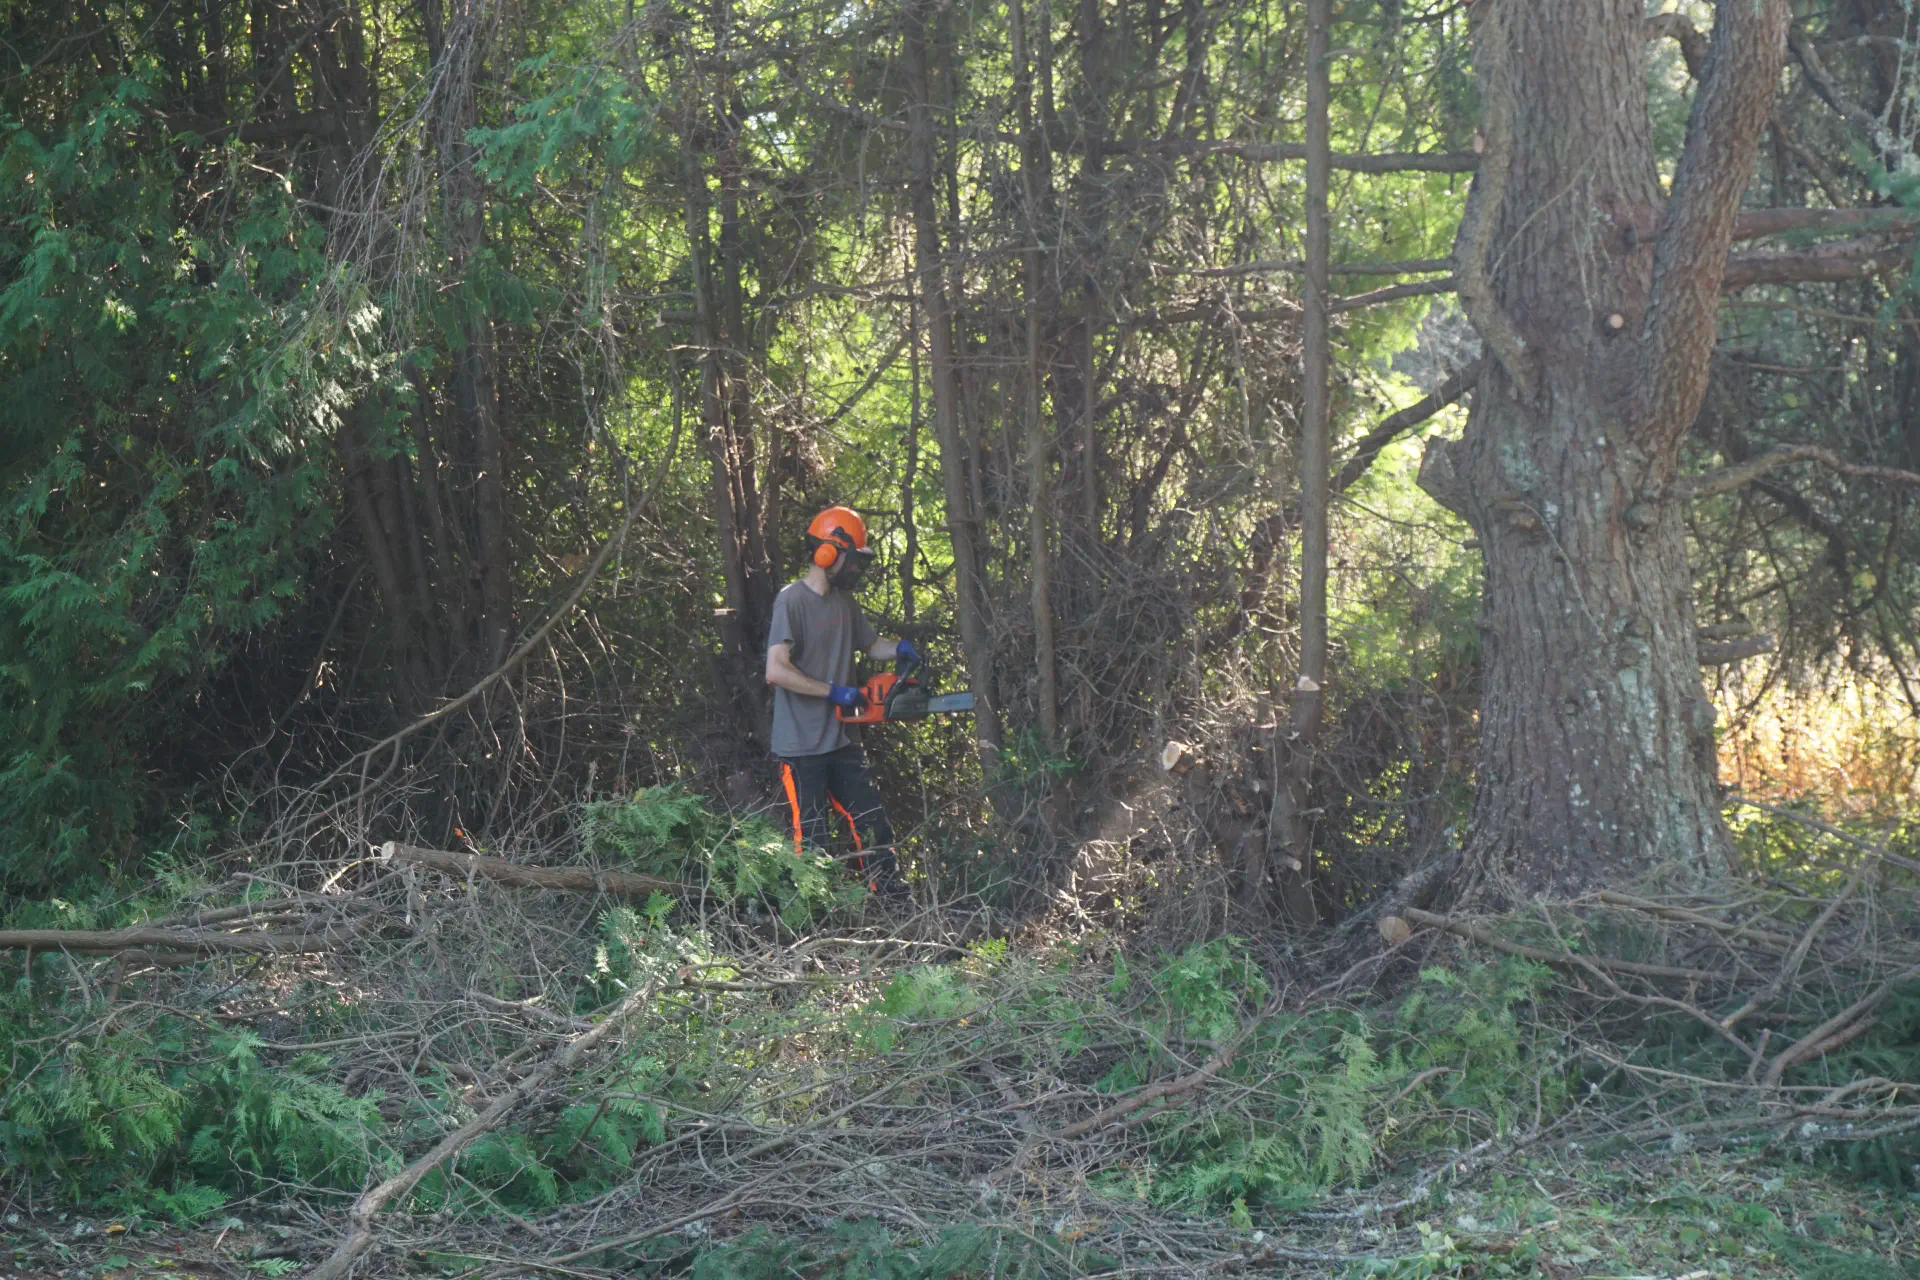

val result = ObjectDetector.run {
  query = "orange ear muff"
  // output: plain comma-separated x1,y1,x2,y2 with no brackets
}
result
810,527,859,570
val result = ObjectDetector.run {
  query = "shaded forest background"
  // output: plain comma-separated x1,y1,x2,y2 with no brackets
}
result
6,1,1920,1273
2,0,1917,913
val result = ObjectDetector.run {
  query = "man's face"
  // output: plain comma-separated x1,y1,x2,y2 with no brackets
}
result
830,552,866,591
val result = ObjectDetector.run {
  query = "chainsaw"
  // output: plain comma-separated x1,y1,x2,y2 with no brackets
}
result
835,654,976,725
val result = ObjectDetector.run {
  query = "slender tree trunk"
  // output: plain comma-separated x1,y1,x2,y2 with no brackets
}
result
901,299,921,625
1418,0,1788,901
685,141,769,747
905,0,1002,754
339,403,442,713
1012,0,1060,749
427,0,512,674
1075,0,1105,537
1262,0,1328,927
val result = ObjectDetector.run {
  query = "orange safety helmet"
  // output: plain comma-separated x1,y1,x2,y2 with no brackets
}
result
805,506,875,570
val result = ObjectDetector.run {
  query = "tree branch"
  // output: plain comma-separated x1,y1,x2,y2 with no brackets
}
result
1731,207,1920,242
1402,908,1723,983
1333,359,1484,497
1207,363,1481,657
1788,30,1881,138
1332,277,1459,312
1096,137,1478,173
1643,0,1791,442
1181,257,1452,278
1698,634,1776,664
1452,4,1539,403
1722,237,1914,289
306,971,671,1280
1671,444,1920,501
1646,11,1708,76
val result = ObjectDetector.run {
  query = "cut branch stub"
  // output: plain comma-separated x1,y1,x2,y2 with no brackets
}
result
1160,740,1200,775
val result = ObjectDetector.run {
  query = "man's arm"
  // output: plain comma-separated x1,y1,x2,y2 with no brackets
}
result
766,642,832,697
867,638,901,662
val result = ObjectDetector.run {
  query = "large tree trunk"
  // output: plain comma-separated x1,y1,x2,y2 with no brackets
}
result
1420,0,1787,901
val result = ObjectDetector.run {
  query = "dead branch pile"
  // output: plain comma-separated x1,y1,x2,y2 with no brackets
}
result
1374,805,1920,1153
4,791,1916,1277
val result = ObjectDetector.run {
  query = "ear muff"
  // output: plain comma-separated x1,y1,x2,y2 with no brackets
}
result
810,536,841,570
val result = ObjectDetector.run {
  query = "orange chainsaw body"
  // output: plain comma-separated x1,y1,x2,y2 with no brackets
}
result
834,657,972,724
834,671,900,725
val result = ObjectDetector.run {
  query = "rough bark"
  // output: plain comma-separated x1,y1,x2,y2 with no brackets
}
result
1420,0,1788,902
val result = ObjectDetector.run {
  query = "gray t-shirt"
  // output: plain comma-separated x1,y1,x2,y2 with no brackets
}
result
767,579,878,757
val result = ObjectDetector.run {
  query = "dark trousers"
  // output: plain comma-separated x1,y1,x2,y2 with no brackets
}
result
776,745,901,894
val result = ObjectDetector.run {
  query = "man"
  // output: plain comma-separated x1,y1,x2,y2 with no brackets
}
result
764,506,919,903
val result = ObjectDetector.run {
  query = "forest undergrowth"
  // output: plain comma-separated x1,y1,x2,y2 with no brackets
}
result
1,786,1917,1280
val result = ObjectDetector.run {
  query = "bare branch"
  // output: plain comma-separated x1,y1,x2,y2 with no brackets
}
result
1179,257,1453,278
306,972,671,1280
1402,908,1723,983
382,842,684,897
1722,237,1914,288
1764,966,1920,1087
1788,30,1881,137
1643,0,1791,442
1333,359,1484,497
1698,634,1777,664
1731,207,1920,241
1332,277,1458,312
1671,444,1920,501
1096,137,1478,173
0,925,353,957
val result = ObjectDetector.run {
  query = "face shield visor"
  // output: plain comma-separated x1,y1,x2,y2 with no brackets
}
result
830,544,877,589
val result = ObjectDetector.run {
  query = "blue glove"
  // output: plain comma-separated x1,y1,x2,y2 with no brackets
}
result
895,638,921,666
827,683,867,711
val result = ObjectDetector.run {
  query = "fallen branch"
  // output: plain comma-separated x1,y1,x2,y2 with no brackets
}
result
989,1013,1257,1184
1722,856,1873,1030
1763,966,1920,1087
306,972,669,1280
1592,891,1799,951
1402,908,1722,984
0,924,354,958
382,842,684,898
